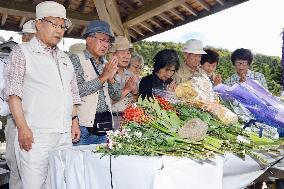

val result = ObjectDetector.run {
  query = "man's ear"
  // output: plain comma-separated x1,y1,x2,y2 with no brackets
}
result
35,20,41,32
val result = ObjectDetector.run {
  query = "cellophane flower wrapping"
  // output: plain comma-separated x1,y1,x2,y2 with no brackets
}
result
214,79,284,137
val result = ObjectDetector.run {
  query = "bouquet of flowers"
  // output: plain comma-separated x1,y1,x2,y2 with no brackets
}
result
214,79,284,137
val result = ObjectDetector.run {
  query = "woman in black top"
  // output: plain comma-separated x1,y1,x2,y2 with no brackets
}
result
139,49,180,99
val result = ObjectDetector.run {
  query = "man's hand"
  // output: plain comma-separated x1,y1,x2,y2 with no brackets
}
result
99,56,119,84
18,125,34,152
71,118,80,143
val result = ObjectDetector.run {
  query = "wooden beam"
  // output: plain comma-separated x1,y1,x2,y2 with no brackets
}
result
195,0,211,11
157,13,174,25
215,0,225,6
139,22,155,33
170,9,185,21
81,26,87,37
67,24,74,35
181,4,198,17
148,18,163,29
95,0,129,37
19,17,27,28
1,13,8,27
33,0,43,4
0,1,97,24
123,0,191,27
132,0,249,42
119,0,135,11
130,25,144,36
79,0,89,12
127,29,137,39
63,0,72,9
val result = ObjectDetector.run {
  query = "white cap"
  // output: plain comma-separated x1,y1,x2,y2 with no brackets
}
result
35,1,72,29
69,43,86,54
109,36,133,52
183,39,206,54
19,20,36,35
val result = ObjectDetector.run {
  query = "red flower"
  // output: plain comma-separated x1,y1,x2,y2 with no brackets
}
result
123,105,149,123
154,96,175,111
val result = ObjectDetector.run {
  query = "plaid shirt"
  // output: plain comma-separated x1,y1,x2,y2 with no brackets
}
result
224,70,268,89
4,37,81,104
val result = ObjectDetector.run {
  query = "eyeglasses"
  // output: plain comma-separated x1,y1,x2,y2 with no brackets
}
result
89,35,112,46
235,60,249,66
41,19,68,31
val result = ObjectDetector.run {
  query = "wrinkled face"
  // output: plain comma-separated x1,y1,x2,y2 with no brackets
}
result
201,62,217,77
235,59,249,76
128,60,143,76
22,33,35,42
86,33,111,58
36,17,66,47
156,65,176,81
113,49,131,68
184,53,201,69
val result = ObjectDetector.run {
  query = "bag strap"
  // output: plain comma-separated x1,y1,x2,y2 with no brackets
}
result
90,58,101,76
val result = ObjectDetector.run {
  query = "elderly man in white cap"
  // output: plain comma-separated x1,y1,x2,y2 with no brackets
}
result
19,20,36,42
70,20,121,145
174,39,207,84
5,1,81,188
110,36,138,129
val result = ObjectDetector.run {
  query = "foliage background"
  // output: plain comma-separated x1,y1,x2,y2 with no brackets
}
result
133,41,283,96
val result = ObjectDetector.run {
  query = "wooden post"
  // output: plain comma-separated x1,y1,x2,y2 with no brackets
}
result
94,0,130,40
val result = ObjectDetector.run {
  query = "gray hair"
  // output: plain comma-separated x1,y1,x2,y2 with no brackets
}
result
128,53,144,68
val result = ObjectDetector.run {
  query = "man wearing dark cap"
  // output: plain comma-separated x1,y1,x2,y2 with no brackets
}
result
70,20,121,145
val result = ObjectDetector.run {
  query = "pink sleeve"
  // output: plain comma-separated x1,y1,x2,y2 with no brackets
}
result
4,45,26,99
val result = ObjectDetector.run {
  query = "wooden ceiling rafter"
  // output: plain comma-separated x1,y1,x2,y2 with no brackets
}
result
181,3,198,17
157,13,174,26
139,21,155,33
130,25,145,36
127,28,138,39
195,0,211,11
170,8,185,21
0,0,249,40
19,16,27,28
215,0,225,6
123,0,191,27
79,0,89,12
1,13,8,27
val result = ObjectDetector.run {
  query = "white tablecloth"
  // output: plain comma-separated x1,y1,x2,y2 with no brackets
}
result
48,145,284,189
48,145,223,189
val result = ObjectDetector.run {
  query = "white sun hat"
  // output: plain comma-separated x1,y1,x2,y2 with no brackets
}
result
183,39,206,54
18,20,36,35
35,1,72,29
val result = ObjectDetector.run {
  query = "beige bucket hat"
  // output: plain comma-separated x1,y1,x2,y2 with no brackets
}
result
109,36,133,52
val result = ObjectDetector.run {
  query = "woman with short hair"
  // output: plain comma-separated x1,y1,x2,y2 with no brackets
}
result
224,48,267,88
139,49,180,99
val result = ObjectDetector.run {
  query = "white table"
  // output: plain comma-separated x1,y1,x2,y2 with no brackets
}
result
48,145,284,189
